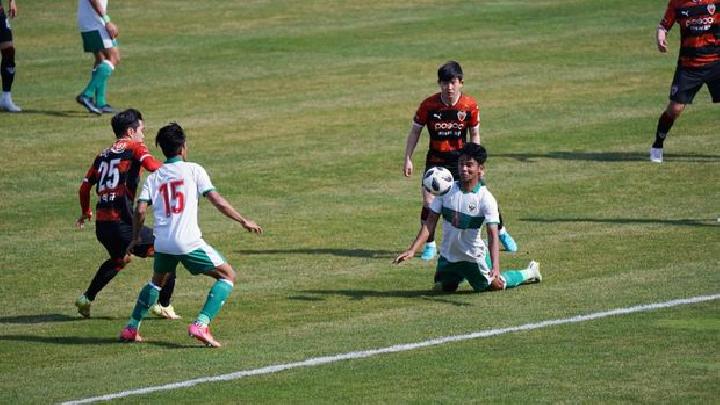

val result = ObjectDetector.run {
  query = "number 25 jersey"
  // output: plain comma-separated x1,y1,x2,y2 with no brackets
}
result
138,158,216,255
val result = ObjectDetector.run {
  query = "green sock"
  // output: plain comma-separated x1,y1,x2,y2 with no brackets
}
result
94,61,113,106
197,279,233,325
127,283,160,329
501,271,525,288
81,67,99,98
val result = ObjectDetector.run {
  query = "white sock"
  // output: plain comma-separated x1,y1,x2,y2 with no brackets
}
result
499,227,508,236
2,92,11,102
425,241,436,248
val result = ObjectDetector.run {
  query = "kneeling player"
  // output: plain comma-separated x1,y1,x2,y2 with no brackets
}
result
394,143,541,292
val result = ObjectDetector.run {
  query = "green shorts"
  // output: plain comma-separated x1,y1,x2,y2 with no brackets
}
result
154,245,227,275
81,30,117,53
435,256,492,292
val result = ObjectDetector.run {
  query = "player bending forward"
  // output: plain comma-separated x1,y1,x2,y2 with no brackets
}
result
120,123,262,347
394,143,541,293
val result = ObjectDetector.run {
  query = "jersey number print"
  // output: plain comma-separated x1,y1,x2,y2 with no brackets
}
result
159,180,185,217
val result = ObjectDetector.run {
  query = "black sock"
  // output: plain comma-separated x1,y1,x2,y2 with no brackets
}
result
1,47,15,92
84,260,120,301
653,112,675,148
158,273,176,307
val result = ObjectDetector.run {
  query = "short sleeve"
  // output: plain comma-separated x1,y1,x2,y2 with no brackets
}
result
195,165,215,196
469,101,479,128
138,176,153,203
482,191,500,224
413,99,429,127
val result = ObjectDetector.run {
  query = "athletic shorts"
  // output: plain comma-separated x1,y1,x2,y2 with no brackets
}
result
0,10,12,43
81,30,117,53
153,243,227,275
96,221,154,259
434,256,493,292
669,61,720,104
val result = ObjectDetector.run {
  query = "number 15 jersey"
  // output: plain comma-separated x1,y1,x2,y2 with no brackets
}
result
138,157,216,255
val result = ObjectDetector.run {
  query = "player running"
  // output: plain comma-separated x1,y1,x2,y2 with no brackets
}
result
403,61,517,260
120,123,263,347
75,0,120,115
651,0,720,163
395,143,541,293
0,0,21,112
76,109,179,320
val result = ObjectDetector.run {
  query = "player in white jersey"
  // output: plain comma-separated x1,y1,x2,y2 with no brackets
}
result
120,123,263,347
75,0,120,115
394,143,541,293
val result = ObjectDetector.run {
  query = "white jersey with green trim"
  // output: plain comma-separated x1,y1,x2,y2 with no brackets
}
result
77,0,107,32
429,182,500,264
139,158,216,255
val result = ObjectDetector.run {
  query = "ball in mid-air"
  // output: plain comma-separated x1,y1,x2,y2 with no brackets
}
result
422,167,454,196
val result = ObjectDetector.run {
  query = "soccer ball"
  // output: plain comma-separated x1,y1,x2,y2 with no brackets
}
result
422,167,454,196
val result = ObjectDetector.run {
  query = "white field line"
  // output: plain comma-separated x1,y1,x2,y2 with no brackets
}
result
62,293,720,404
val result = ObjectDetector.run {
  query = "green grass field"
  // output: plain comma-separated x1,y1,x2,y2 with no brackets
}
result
1,0,718,403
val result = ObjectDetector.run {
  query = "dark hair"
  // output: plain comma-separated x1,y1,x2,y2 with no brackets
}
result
460,142,487,164
111,109,143,138
155,123,186,158
437,60,464,83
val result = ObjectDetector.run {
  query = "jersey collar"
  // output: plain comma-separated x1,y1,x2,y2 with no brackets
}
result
165,156,183,163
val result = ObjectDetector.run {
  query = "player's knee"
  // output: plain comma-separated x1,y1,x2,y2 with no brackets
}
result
112,257,127,271
433,281,458,293
667,103,685,119
217,264,236,283
1,46,15,67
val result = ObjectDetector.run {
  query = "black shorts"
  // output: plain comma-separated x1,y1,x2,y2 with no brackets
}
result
670,61,720,104
0,10,12,43
96,221,154,259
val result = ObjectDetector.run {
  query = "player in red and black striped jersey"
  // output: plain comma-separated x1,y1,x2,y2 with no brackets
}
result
651,0,720,163
403,61,517,260
75,109,178,319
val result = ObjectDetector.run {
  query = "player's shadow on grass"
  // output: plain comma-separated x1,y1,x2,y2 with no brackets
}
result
0,313,119,324
236,248,397,258
496,152,720,163
523,217,718,227
0,334,201,349
18,109,102,118
291,290,474,307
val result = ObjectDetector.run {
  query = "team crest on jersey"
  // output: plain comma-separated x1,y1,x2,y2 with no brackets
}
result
468,203,477,212
111,140,128,154
708,4,716,15
457,111,467,121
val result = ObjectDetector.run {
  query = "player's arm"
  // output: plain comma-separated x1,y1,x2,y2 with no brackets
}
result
404,124,423,177
205,191,263,234
76,162,98,229
88,0,118,38
7,0,17,18
134,144,162,172
469,125,480,144
657,2,675,53
393,210,439,263
486,223,501,278
126,200,148,256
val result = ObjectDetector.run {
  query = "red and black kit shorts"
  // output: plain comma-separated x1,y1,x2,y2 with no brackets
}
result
0,10,12,43
670,61,720,104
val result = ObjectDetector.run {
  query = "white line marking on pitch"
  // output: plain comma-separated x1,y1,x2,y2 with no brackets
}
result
62,293,720,404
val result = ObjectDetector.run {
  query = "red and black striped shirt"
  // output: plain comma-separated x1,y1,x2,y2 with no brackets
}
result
661,0,720,68
413,92,480,166
79,138,161,223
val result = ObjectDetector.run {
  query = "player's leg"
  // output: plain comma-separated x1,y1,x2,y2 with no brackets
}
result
420,187,437,261
181,244,234,347
432,257,464,292
706,62,720,104
497,209,518,252
651,66,700,163
120,253,177,342
75,222,128,317
76,31,105,114
0,11,20,112
93,46,119,113
486,261,542,291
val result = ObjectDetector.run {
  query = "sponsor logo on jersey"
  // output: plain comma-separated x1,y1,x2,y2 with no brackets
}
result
457,111,467,121
434,122,465,130
686,16,714,27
